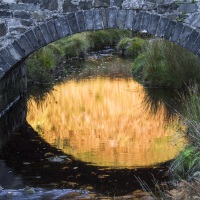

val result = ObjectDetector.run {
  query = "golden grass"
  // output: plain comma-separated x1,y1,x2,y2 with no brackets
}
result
27,78,185,168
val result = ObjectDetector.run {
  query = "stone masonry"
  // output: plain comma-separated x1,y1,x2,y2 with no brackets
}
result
0,0,200,79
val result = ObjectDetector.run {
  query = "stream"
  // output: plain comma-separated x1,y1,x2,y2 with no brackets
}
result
0,49,186,199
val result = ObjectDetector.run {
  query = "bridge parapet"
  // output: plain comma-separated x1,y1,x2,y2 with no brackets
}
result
0,0,200,41
0,0,199,79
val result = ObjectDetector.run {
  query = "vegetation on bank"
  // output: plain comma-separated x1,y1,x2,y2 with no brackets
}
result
171,86,200,178
26,29,131,85
132,39,200,89
128,38,200,198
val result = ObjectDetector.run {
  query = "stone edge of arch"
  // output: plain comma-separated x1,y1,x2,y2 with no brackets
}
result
0,8,199,80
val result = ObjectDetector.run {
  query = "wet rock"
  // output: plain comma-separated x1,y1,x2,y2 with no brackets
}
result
192,171,200,181
22,186,35,194
47,155,65,163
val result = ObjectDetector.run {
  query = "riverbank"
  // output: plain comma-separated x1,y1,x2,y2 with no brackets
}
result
131,38,200,199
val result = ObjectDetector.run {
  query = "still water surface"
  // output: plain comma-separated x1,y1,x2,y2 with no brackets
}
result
0,50,185,198
28,77,183,168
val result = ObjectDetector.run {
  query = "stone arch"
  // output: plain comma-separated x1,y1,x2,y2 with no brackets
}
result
0,8,199,80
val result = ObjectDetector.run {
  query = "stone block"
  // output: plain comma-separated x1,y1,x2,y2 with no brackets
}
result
157,4,169,14
18,0,38,3
13,11,31,19
141,12,151,33
33,26,47,47
7,45,22,61
46,20,59,41
94,0,110,8
0,11,12,18
58,17,71,37
156,17,169,37
163,20,176,40
76,11,86,32
178,3,197,13
107,8,117,29
191,35,200,54
67,13,79,34
79,1,93,10
170,22,184,42
147,14,160,35
25,30,40,50
40,0,58,11
117,9,127,29
9,4,39,11
0,23,7,37
0,5,9,9
0,55,9,77
177,25,193,47
40,23,53,44
93,9,104,30
0,48,16,66
55,19,64,38
125,10,136,30
18,35,34,54
112,0,123,7
185,30,199,51
133,12,143,32
167,2,178,13
12,41,26,57
84,10,94,31
100,8,108,29
63,0,78,12
21,20,33,27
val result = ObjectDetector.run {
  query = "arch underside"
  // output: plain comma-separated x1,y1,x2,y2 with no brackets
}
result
0,8,199,80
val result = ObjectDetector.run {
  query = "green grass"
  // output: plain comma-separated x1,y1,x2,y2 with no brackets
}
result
170,144,200,179
26,30,130,85
132,39,200,89
170,86,200,179
117,37,145,57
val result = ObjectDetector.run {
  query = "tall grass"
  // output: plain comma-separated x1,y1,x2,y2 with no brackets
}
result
170,86,200,178
132,39,200,89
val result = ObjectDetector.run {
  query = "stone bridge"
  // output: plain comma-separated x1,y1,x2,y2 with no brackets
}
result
1,0,200,131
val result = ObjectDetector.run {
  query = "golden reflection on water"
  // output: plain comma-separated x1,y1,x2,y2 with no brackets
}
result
27,77,185,168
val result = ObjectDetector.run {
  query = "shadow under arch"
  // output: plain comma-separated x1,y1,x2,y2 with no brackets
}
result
0,121,170,196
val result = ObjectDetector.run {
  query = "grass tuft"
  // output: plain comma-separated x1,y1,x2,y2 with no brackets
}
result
132,39,200,89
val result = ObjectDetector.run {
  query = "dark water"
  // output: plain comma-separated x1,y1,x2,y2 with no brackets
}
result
0,50,186,199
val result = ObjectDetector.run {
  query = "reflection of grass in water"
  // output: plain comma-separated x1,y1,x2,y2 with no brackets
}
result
28,53,133,106
27,78,185,168
65,54,133,81
141,87,190,122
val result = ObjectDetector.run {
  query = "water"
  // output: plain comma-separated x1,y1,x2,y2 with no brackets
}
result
0,50,186,199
